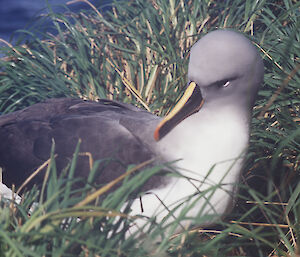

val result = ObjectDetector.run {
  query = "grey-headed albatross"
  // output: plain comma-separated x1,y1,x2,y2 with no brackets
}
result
0,30,264,234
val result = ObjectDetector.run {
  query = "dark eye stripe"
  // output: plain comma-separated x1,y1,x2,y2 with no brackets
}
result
214,79,229,88
212,76,237,88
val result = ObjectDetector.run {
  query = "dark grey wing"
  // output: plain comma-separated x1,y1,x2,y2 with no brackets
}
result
0,98,161,189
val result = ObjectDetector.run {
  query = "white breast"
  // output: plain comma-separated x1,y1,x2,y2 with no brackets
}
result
127,105,249,234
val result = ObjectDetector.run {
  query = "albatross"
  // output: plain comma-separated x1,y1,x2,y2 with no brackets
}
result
0,30,264,234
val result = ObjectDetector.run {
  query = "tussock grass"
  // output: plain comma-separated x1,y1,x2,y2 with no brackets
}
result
0,0,299,256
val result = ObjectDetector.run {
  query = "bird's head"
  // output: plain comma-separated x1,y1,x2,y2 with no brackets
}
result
154,30,264,141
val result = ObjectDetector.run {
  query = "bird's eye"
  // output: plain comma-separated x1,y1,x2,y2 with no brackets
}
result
214,79,230,89
223,81,230,88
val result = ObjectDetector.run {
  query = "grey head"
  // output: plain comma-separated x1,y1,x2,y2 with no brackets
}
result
188,30,264,114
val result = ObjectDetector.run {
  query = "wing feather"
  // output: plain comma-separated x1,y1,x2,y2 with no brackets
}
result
0,98,161,189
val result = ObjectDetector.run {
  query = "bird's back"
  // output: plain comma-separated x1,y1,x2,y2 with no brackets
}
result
0,98,161,190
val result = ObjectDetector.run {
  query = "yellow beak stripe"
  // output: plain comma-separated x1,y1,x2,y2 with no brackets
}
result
154,82,203,141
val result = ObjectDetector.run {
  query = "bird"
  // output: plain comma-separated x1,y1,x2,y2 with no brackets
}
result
0,30,264,235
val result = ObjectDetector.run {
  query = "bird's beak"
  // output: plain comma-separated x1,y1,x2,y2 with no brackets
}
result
154,81,204,141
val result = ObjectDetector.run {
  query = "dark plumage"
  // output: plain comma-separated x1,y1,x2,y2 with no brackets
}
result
0,98,162,190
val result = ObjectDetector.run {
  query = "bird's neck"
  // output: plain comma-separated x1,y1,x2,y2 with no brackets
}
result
156,104,251,181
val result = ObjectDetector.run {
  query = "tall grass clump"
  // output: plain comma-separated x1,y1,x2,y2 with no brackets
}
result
0,0,299,256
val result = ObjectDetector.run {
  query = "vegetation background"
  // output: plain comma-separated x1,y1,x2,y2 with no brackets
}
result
0,0,299,256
